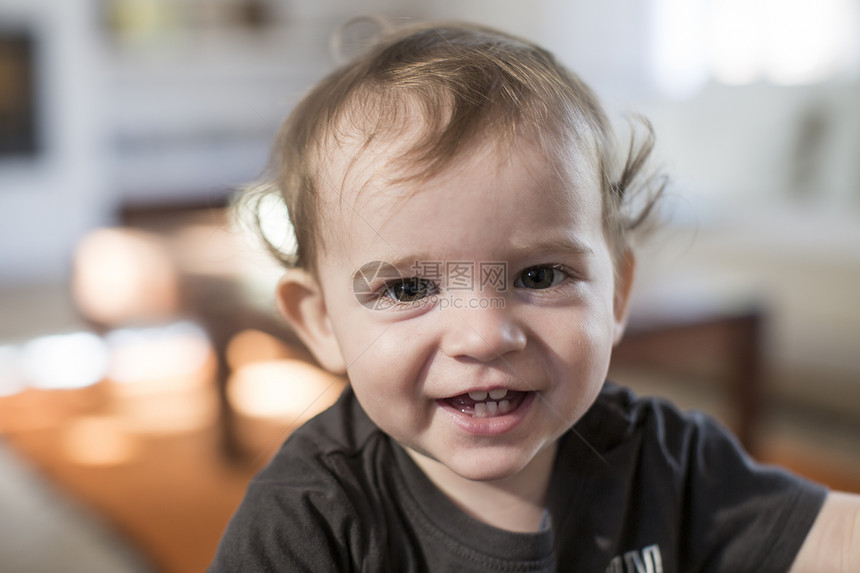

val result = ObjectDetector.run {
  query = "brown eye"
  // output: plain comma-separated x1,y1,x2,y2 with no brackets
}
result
516,266,565,289
384,278,436,302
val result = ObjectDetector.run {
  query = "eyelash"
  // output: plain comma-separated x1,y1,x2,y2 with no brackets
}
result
377,277,440,308
513,264,573,290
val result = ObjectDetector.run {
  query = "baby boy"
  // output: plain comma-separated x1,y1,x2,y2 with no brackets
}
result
210,22,858,572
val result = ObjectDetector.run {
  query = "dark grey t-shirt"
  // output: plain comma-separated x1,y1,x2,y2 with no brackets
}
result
210,383,826,572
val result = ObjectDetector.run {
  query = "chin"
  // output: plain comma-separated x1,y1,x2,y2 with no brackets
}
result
445,451,534,482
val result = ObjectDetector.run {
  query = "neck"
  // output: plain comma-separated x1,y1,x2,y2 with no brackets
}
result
407,444,557,533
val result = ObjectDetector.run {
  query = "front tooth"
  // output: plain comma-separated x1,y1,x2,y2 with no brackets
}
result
474,403,488,418
488,389,507,400
498,400,512,414
468,391,488,401
485,401,499,416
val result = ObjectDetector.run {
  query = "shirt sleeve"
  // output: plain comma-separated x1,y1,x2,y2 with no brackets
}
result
676,410,828,573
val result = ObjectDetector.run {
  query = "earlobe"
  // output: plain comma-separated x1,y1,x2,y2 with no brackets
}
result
612,250,636,346
276,270,347,375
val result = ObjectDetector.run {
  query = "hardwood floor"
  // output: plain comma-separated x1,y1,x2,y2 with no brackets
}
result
0,386,269,573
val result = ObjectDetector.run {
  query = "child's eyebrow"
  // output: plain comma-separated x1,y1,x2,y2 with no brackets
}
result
510,237,595,258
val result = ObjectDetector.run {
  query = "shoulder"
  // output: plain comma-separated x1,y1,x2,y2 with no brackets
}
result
575,381,710,458
271,383,382,462
563,381,828,572
249,385,390,516
578,381,827,501
210,387,392,571
560,382,731,504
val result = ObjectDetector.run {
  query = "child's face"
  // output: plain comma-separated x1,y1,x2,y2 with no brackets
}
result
287,136,631,483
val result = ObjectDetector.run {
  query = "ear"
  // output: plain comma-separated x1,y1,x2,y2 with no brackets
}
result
612,250,636,346
275,269,347,375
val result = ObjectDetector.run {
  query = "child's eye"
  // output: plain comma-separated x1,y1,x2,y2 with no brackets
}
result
383,277,437,302
514,265,568,290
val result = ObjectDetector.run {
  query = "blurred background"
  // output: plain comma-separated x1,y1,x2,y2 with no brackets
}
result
1,0,859,571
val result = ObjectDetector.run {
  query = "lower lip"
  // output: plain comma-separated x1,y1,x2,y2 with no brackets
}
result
437,392,536,436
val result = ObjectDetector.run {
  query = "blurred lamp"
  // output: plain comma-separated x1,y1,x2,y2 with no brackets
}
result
21,332,109,390
228,359,345,424
106,321,212,394
0,345,26,396
72,228,180,326
105,322,217,434
226,329,301,371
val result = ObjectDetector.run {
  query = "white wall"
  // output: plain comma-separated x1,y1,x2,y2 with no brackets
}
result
423,0,656,107
0,0,433,286
0,0,111,284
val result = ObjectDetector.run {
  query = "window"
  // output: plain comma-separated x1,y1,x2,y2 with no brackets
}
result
652,0,860,97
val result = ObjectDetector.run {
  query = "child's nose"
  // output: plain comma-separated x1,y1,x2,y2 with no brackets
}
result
440,303,526,362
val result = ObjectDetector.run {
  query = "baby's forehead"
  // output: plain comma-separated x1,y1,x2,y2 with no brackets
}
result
312,84,603,205
313,133,604,262
317,129,419,201
316,125,596,209
316,102,439,193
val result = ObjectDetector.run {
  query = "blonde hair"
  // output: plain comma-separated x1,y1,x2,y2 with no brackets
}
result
241,21,664,273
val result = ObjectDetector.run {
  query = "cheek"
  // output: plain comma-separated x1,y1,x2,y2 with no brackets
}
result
341,325,442,436
341,329,430,406
571,320,614,374
347,364,432,446
542,298,617,373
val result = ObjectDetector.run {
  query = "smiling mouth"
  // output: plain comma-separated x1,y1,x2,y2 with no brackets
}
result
444,389,528,418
